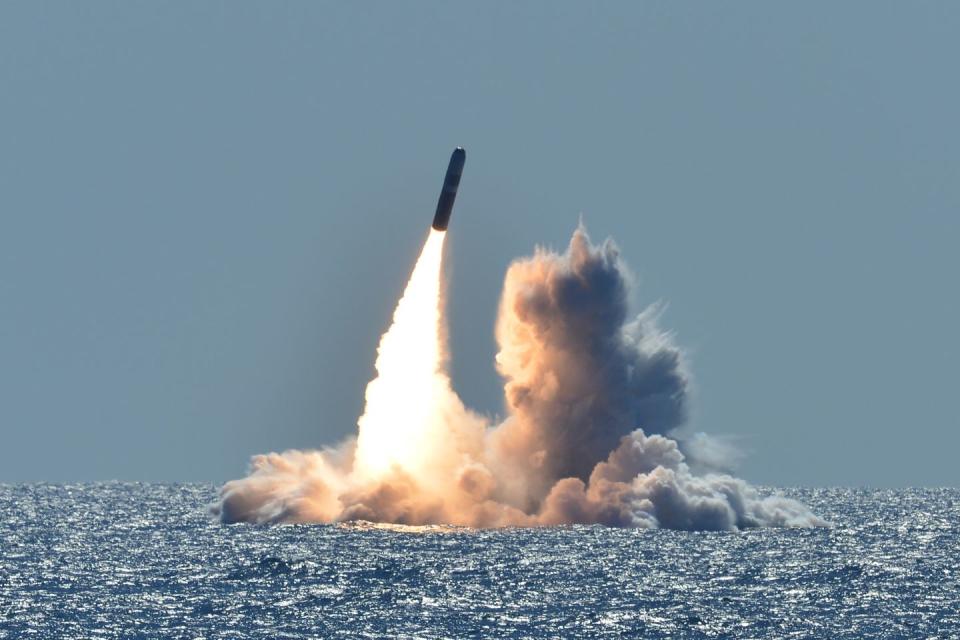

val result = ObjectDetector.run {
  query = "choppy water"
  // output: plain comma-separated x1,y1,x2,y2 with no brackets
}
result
1,485,957,639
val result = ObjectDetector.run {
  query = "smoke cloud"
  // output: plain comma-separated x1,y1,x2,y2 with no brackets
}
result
214,225,823,530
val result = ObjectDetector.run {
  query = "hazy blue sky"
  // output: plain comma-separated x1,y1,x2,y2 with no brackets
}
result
1,3,957,486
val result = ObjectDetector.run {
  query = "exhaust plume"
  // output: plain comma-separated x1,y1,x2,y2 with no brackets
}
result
214,224,823,529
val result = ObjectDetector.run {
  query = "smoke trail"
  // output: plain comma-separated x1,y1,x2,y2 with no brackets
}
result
214,224,823,529
353,228,448,479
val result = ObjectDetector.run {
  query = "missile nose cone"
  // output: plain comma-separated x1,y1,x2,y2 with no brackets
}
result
444,148,466,190
451,147,465,168
431,147,466,231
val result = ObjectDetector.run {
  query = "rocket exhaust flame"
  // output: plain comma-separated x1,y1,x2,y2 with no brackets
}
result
213,153,823,530
354,229,447,479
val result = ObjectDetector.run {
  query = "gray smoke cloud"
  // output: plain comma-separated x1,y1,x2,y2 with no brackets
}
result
485,228,689,510
214,225,824,530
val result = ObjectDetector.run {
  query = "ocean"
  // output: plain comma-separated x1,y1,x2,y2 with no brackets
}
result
1,485,957,639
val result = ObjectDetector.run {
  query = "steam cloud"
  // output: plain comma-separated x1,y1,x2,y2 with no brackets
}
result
214,225,823,529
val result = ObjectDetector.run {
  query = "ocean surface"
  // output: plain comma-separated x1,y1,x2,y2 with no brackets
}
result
1,485,957,639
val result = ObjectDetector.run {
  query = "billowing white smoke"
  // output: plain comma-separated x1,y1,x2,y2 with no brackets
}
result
214,225,823,529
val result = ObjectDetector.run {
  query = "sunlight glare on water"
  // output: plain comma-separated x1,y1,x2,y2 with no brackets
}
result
1,485,958,638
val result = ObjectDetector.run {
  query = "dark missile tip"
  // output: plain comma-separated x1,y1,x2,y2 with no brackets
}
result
449,147,466,172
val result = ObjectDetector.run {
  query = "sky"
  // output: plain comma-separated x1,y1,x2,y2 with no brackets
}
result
1,2,957,486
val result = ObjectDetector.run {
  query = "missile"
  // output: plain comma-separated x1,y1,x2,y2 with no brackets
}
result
431,147,466,231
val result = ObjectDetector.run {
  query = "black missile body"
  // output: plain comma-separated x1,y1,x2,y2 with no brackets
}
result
431,147,465,231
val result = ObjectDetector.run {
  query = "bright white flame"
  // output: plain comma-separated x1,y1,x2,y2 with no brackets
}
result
353,229,447,479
